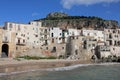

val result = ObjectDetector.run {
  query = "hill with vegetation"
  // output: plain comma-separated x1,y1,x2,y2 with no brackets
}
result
34,12,119,30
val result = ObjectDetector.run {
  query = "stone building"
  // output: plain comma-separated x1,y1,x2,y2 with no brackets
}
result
104,29,120,57
104,29,120,46
0,20,120,60
0,29,16,58
81,29,104,42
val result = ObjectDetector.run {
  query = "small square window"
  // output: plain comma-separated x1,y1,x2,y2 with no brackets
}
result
46,47,48,50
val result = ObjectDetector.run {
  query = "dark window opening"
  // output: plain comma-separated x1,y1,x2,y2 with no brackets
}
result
52,38,54,43
52,47,56,52
46,47,48,50
23,39,25,43
18,39,20,44
109,34,112,39
51,33,54,37
109,40,112,45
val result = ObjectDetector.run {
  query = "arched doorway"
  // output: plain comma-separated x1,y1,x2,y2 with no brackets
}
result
1,44,9,58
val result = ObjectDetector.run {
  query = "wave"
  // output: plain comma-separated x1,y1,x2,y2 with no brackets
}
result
0,63,119,77
46,64,92,71
46,62,120,71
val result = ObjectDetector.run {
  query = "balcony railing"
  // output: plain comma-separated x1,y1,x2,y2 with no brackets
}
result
16,42,26,46
40,32,50,35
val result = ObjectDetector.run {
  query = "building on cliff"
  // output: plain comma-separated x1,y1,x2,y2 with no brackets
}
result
0,21,120,61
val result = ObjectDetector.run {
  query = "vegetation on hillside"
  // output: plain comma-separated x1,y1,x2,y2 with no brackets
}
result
34,12,119,29
15,55,57,60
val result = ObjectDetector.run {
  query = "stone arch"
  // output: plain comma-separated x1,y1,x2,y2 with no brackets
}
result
1,44,9,58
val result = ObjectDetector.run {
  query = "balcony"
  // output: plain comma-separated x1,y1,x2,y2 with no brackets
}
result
40,32,50,35
16,39,26,46
16,42,26,46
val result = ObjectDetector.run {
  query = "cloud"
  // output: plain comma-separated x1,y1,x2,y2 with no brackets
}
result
61,0,120,9
32,12,39,17
106,11,111,14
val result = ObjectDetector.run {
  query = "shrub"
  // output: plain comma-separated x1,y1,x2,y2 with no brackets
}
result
47,56,56,59
17,55,56,60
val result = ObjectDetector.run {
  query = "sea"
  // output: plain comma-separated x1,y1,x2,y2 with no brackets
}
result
0,63,120,80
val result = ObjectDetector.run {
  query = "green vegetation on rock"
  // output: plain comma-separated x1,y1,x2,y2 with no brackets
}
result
17,55,57,60
34,12,119,29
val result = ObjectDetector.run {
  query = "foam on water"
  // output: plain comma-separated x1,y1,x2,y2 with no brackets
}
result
46,64,92,71
0,63,119,77
46,62,119,71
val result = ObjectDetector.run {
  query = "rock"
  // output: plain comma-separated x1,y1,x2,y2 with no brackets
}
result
46,12,68,18
34,12,119,30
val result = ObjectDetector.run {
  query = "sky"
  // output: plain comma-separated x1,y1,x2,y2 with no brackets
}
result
0,0,120,26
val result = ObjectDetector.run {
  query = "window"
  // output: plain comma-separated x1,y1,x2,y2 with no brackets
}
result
113,30,115,33
59,38,61,40
52,27,53,30
35,35,38,37
88,44,91,47
46,47,48,50
109,40,112,45
45,40,48,45
23,40,25,43
9,23,12,28
52,47,56,52
67,32,69,35
92,44,95,47
87,33,90,36
72,36,74,39
45,29,47,33
52,38,54,43
114,41,117,46
109,34,112,39
24,34,25,37
18,39,20,44
76,37,78,39
113,48,115,50
51,33,54,37
16,47,18,50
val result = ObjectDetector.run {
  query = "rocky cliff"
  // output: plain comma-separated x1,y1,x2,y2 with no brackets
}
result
34,12,119,30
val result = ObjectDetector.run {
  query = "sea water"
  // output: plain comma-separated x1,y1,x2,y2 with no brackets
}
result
0,63,120,80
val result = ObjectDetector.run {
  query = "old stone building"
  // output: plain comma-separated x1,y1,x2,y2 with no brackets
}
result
0,20,120,61
0,29,16,58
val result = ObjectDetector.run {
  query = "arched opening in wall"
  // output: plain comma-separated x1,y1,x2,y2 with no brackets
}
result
1,44,9,58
